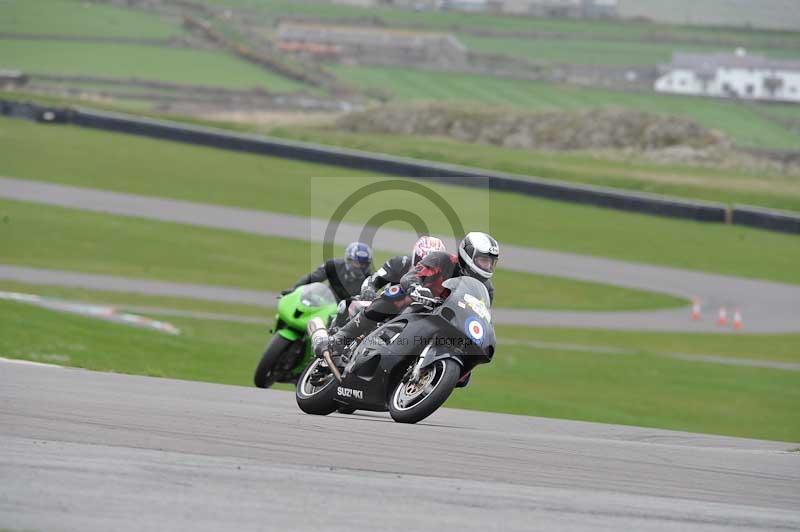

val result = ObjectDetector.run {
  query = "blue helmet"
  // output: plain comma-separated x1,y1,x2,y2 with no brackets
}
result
345,242,373,271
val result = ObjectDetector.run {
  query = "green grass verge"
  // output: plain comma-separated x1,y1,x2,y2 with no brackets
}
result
2,299,798,442
5,89,799,212
272,126,800,213
0,39,305,91
0,280,273,319
450,340,800,443
2,117,799,286
498,326,800,364
330,65,800,150
0,198,685,311
0,299,267,384
0,0,182,38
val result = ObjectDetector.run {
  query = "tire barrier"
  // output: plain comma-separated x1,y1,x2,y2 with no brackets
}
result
3,98,798,234
732,204,800,234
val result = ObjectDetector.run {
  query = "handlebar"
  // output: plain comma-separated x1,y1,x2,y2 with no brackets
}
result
410,294,443,308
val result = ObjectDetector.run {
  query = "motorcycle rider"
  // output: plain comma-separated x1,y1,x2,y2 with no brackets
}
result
315,232,499,386
285,242,373,302
359,236,447,301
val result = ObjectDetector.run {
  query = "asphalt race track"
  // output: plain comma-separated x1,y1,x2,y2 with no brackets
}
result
2,360,798,532
2,176,800,333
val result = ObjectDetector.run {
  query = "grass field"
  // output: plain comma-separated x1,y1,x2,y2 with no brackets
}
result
0,198,685,311
272,127,800,212
6,88,798,212
452,337,800,443
461,34,799,66
330,65,800,150
500,326,800,364
0,39,305,91
0,0,181,38
0,280,272,318
202,0,800,65
6,89,799,212
198,0,800,49
4,0,798,154
2,299,797,442
2,0,797,443
2,117,798,286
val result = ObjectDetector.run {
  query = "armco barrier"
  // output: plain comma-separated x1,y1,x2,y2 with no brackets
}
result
732,205,800,234
4,99,798,233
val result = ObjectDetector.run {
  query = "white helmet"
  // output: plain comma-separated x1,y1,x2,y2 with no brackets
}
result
412,236,446,266
458,232,499,280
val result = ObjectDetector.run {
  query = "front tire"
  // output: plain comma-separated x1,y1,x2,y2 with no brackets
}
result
254,334,293,388
296,358,339,416
389,359,461,424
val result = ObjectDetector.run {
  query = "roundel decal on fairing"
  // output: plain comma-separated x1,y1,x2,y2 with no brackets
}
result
385,285,404,299
465,319,485,344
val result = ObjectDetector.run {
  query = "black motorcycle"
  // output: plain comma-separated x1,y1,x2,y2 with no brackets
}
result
295,277,496,424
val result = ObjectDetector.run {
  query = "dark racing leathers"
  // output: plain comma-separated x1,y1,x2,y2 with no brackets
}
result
292,258,372,302
360,254,413,299
324,252,494,372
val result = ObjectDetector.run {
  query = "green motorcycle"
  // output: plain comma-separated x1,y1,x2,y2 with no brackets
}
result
254,282,339,389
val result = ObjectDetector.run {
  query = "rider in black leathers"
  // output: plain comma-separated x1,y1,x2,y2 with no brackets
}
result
316,233,499,387
286,242,373,302
359,236,447,301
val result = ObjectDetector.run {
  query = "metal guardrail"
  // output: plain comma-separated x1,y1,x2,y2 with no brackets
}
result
3,99,799,234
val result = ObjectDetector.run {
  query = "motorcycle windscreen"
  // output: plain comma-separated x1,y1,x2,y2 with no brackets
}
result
300,282,336,307
438,277,495,354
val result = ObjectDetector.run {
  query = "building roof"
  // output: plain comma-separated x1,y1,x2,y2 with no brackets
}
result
669,51,800,74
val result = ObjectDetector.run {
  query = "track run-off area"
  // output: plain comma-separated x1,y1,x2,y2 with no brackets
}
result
2,176,800,333
1,361,799,532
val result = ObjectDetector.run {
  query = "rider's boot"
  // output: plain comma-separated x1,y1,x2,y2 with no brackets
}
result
310,310,379,387
327,309,379,363
455,371,472,389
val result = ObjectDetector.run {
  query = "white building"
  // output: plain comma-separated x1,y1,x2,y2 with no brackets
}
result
655,51,800,104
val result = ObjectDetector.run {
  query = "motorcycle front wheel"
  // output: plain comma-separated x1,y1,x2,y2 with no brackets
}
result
389,359,461,424
253,334,293,389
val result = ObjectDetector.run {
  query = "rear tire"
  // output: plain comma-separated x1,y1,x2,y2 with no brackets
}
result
254,334,293,389
389,359,461,424
296,358,339,416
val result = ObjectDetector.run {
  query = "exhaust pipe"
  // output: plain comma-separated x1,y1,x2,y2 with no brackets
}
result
308,317,342,382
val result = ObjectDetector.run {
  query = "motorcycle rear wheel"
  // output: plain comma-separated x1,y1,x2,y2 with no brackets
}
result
389,359,461,424
296,358,339,416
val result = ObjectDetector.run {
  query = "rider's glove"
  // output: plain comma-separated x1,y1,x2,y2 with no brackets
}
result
312,336,330,359
360,285,377,301
409,285,434,303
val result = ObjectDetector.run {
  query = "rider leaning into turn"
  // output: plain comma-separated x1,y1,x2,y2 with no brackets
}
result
316,232,500,387
287,242,373,302
359,236,447,301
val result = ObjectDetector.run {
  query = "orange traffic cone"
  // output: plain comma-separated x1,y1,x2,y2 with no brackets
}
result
691,300,702,320
733,309,743,330
717,307,728,326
